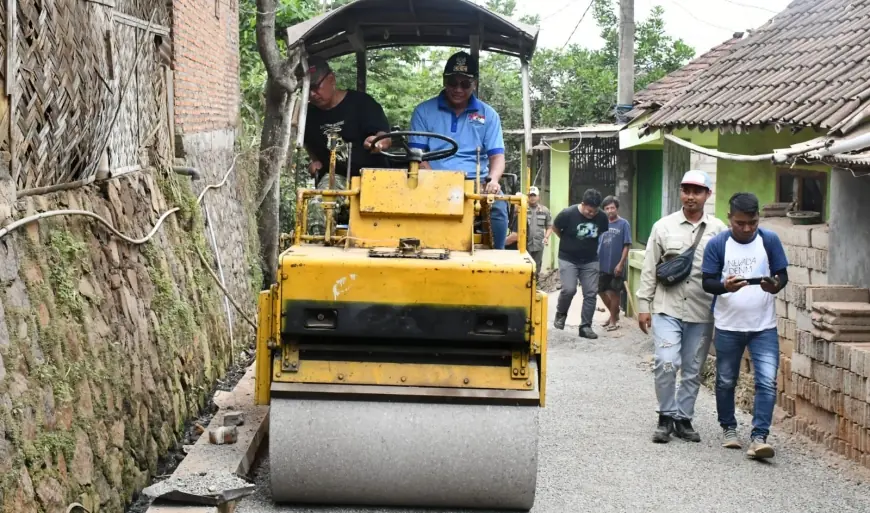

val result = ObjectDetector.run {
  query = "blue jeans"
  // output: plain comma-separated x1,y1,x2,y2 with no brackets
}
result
714,328,779,439
489,199,508,250
652,314,713,421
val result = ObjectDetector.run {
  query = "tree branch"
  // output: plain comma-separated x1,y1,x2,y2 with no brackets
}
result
255,0,298,92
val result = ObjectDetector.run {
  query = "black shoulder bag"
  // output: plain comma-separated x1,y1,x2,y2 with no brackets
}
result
655,223,706,287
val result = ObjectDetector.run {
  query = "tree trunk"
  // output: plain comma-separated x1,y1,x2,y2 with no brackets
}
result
256,77,293,288
254,0,300,289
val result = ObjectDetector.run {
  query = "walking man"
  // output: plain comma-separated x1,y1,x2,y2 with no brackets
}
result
597,196,632,331
636,170,727,443
702,192,788,460
552,189,610,339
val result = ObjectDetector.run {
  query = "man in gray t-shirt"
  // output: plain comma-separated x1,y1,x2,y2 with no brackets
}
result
597,196,632,331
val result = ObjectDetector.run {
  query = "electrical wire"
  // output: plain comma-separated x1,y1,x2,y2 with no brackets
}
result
722,0,779,14
562,0,595,50
542,139,585,153
667,0,738,32
0,157,259,330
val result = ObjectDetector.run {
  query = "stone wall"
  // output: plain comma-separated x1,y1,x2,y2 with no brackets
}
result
0,165,258,512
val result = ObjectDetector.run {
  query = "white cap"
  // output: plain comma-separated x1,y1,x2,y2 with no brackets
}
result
528,186,540,196
681,170,712,190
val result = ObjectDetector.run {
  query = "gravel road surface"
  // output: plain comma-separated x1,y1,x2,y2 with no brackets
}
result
237,303,870,513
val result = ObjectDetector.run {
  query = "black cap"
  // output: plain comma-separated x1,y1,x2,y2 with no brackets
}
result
306,55,332,83
443,51,478,78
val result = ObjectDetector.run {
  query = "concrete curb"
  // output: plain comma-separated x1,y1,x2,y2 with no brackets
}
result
146,364,269,513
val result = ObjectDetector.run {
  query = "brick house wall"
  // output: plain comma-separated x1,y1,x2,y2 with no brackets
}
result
172,0,240,135
169,0,253,335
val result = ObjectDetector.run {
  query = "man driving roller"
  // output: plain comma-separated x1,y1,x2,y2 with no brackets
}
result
302,56,392,236
408,51,510,249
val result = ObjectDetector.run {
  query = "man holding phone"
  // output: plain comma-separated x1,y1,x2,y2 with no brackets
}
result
702,192,789,461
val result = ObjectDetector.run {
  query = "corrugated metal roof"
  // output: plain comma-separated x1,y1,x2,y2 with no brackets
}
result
646,0,870,137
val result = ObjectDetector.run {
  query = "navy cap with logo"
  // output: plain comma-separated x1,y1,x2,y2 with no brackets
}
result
443,51,478,79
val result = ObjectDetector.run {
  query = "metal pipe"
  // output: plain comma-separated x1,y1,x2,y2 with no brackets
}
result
521,59,532,193
466,193,523,206
296,53,311,150
517,194,528,254
664,134,776,162
812,132,870,158
346,142,352,190
173,166,202,180
203,198,235,367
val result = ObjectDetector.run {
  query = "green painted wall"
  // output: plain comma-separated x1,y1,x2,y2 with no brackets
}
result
715,128,831,222
635,150,663,246
545,142,571,270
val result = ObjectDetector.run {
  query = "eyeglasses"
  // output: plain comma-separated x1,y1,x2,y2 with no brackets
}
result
310,72,331,94
445,78,474,90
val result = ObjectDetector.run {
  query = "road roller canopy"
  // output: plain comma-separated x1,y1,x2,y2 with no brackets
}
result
283,0,539,61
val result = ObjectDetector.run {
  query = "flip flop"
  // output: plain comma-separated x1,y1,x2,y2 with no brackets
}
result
606,324,619,332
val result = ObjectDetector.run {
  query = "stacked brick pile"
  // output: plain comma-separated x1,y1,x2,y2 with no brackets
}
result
787,289,870,466
741,219,870,469
756,218,829,411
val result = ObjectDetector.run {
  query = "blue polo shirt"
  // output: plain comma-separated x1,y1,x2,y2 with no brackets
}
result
408,92,505,180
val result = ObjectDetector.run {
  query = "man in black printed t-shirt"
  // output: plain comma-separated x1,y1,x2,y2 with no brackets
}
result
302,56,392,235
552,188,610,340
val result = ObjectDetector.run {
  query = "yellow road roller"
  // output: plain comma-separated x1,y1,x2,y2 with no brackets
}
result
255,1,545,510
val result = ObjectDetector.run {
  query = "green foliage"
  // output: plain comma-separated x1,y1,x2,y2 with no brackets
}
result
23,431,76,468
45,230,90,321
239,0,320,146
240,0,696,231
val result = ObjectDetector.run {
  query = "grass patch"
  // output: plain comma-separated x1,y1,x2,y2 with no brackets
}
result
22,431,75,468
45,230,90,321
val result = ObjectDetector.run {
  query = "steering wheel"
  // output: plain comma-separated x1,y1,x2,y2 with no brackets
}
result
370,131,459,163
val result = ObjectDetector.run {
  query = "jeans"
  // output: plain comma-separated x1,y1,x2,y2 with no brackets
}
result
489,200,508,250
652,314,713,421
556,260,600,328
714,328,779,439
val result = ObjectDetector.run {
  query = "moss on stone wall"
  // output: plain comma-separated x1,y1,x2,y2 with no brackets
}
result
0,167,254,513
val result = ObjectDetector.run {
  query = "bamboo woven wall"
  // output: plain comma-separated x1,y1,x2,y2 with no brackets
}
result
2,0,171,193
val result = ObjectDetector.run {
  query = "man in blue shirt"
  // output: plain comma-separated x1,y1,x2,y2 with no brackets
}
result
597,196,632,331
702,192,789,461
408,51,509,249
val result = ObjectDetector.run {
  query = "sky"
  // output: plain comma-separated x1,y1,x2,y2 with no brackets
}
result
513,0,794,56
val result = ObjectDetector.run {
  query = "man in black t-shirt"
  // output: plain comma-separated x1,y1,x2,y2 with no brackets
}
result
552,188,610,339
302,56,392,235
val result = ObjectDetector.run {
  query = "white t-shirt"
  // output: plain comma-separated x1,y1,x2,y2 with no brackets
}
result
701,228,789,332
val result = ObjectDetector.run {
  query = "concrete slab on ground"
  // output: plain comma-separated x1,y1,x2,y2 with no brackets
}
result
146,364,268,513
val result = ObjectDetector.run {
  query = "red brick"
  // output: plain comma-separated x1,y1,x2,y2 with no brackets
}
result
173,0,239,135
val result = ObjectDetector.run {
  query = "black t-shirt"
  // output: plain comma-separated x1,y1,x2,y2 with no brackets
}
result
553,205,610,265
304,90,391,183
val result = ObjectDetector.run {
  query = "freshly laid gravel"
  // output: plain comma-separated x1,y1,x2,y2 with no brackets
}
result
236,310,870,513
144,471,253,499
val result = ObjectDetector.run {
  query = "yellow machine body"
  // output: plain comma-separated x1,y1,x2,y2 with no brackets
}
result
255,165,548,511
256,167,548,406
